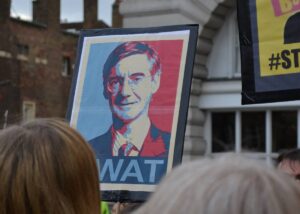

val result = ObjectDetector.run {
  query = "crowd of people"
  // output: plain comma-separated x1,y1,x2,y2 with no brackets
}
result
0,118,300,214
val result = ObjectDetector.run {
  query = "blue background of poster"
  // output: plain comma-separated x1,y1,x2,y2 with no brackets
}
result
76,42,120,141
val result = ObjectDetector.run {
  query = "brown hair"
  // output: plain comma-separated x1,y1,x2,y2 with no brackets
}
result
277,148,300,165
135,155,300,214
0,118,100,214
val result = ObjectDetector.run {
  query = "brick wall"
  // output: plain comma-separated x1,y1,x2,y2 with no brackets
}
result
0,0,116,126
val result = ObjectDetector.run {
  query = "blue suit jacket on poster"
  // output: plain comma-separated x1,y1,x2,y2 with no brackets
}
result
89,124,170,158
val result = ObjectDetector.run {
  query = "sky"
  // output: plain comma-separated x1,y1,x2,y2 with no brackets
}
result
10,0,115,26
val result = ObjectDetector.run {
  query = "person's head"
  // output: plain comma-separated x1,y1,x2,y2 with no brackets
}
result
103,41,161,123
277,149,300,181
135,155,300,214
284,12,300,44
0,118,100,214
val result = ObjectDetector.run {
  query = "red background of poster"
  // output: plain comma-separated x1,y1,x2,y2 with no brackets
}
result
143,40,183,133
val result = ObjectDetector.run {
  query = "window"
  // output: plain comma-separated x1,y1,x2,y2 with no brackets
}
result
207,11,241,79
242,112,265,152
16,44,29,55
22,101,36,122
62,56,71,76
212,113,235,152
272,111,297,152
205,110,300,164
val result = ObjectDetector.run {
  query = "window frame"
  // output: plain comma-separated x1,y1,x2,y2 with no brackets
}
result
204,109,300,164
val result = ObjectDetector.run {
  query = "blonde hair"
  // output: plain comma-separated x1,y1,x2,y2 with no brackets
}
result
135,155,300,214
0,118,100,214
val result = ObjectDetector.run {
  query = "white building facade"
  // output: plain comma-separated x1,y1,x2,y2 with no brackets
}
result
120,0,300,163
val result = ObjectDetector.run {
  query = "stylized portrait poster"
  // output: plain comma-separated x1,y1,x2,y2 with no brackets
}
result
238,0,300,104
67,25,198,202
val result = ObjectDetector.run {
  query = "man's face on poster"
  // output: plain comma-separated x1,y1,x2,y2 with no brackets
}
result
106,54,160,122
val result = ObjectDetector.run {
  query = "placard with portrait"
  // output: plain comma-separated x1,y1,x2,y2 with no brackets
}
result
67,25,198,202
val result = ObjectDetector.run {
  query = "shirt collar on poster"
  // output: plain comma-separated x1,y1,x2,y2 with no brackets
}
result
112,118,151,156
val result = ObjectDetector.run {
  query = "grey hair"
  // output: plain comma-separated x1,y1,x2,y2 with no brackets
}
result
135,155,300,214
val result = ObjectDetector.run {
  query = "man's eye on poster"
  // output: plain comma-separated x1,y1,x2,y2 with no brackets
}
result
67,25,198,202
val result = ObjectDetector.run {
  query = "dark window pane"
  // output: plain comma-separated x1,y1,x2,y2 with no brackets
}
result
62,56,71,76
242,112,265,152
272,111,297,152
212,112,235,152
16,44,29,55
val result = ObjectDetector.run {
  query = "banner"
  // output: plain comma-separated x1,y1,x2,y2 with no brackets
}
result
66,25,198,202
238,0,300,104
